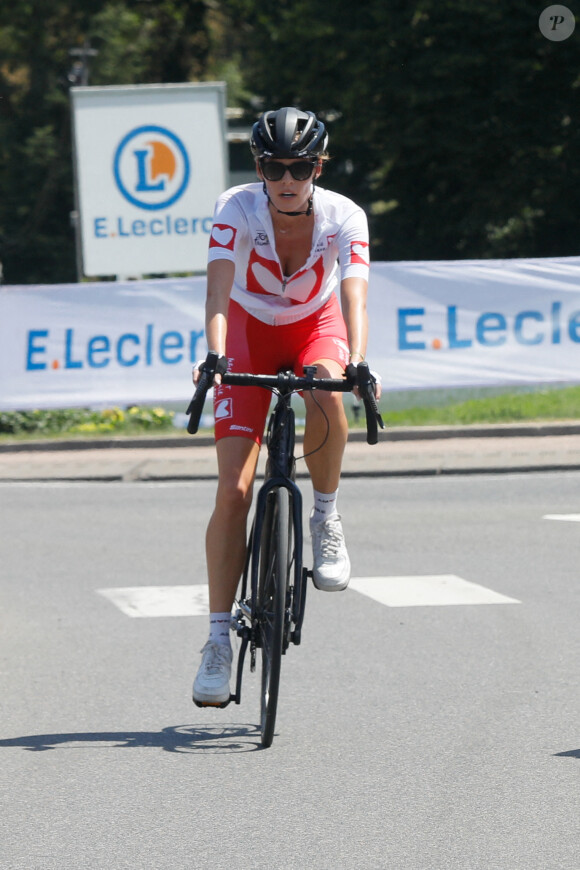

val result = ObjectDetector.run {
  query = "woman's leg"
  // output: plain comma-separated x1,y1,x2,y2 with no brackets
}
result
206,436,261,613
193,435,260,706
302,358,351,592
302,358,348,491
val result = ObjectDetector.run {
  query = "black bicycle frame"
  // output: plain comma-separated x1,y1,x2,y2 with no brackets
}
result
239,391,306,641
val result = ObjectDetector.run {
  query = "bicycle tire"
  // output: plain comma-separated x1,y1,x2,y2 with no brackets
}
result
257,486,290,748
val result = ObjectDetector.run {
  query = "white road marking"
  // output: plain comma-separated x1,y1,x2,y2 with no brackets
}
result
543,514,580,522
98,575,520,616
349,575,520,607
98,585,209,617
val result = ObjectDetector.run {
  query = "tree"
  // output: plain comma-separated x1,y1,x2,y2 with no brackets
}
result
2,0,580,282
0,0,213,284
223,0,580,261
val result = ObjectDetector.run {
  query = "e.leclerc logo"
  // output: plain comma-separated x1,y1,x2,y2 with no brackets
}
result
397,302,580,350
92,124,212,240
113,125,190,210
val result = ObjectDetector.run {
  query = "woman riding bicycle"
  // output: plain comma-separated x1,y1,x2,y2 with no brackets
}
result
193,106,373,706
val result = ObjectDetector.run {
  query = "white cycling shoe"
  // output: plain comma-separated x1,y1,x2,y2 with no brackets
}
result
192,641,233,707
310,512,351,592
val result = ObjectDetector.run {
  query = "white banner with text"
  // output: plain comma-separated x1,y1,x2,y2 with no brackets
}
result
1,256,580,410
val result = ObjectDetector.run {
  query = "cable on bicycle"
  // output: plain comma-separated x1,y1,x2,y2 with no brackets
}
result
295,388,332,464
297,362,382,458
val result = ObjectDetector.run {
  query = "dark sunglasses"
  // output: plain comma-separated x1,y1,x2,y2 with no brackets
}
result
260,159,317,182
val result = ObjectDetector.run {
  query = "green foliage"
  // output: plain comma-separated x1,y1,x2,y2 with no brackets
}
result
223,0,580,261
381,385,580,427
3,387,579,439
0,405,174,436
2,1,580,282
0,0,213,285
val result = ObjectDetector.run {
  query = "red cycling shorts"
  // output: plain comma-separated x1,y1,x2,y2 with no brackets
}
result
214,294,350,444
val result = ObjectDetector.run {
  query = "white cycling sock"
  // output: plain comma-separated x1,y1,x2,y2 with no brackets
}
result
312,488,339,522
208,612,231,646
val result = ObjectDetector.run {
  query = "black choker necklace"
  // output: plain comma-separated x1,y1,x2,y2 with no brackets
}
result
263,182,313,217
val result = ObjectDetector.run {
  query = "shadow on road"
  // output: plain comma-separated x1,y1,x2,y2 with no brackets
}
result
554,749,580,759
0,723,263,753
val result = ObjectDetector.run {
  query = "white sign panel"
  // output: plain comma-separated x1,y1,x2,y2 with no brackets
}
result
0,278,208,410
1,257,580,411
370,256,580,390
71,83,227,277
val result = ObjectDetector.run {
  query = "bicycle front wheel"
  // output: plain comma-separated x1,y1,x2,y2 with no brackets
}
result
257,486,290,748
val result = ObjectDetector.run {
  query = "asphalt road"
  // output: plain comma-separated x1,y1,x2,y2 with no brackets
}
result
1,472,580,869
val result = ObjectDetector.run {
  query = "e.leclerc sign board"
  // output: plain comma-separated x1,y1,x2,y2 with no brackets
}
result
71,83,227,277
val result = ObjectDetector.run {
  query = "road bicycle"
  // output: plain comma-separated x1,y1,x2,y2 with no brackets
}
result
187,351,383,748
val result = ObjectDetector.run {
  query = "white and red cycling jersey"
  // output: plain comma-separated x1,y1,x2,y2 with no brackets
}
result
207,182,370,326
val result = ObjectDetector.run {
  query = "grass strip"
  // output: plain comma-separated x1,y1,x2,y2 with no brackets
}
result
381,385,580,427
1,386,580,441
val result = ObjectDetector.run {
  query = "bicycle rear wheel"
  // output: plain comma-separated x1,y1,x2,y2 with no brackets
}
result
257,486,291,748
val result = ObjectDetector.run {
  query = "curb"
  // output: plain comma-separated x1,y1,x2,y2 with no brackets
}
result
1,421,580,454
2,461,580,486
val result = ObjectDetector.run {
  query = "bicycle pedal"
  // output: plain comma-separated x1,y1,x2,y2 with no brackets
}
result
192,697,231,709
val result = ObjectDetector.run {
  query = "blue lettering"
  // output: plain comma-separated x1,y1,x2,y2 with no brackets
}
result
160,331,184,364
514,311,544,345
87,336,110,368
398,308,425,350
389,302,580,353
65,329,83,369
91,215,216,238
551,302,562,344
447,306,472,349
568,311,580,342
145,324,153,365
27,330,48,370
134,149,164,192
476,312,506,346
27,327,212,371
189,330,204,362
117,334,140,366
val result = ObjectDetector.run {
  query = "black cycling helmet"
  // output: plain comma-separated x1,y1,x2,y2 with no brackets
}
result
250,107,328,159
